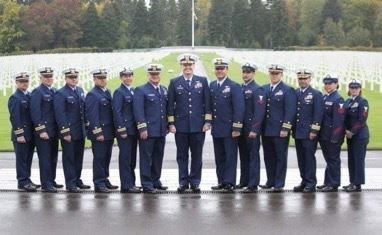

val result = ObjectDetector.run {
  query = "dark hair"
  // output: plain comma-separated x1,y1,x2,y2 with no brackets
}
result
347,89,362,97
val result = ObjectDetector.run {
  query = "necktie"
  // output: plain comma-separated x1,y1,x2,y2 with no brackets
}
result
130,88,134,95
217,83,221,90
156,87,160,95
323,94,328,100
301,89,304,96
186,79,191,89
270,86,274,93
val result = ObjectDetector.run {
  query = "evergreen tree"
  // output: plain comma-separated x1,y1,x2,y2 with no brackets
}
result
270,0,291,48
320,0,342,32
164,0,178,46
323,18,345,47
80,1,101,47
147,0,166,45
231,0,251,47
99,1,121,48
207,0,234,46
176,0,192,46
130,0,148,47
250,0,268,47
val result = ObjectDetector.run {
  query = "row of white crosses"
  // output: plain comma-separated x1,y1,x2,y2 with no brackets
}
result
0,51,170,96
217,50,382,93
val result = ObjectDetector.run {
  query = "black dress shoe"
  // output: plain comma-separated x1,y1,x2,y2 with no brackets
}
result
67,187,80,193
18,184,37,192
235,183,247,189
42,187,58,193
343,183,354,189
106,182,119,190
293,184,305,192
121,188,141,193
177,185,189,193
211,184,224,190
134,186,142,190
77,184,91,189
345,184,361,192
143,189,157,194
302,187,316,193
316,184,326,189
273,187,284,193
222,184,235,192
321,186,338,192
30,181,41,189
259,184,273,189
243,186,258,193
190,185,201,193
155,185,168,190
95,187,110,193
53,182,64,189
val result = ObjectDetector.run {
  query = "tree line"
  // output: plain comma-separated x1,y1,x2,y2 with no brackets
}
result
0,0,382,53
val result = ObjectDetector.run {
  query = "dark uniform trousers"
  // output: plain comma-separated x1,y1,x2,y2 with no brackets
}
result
175,132,205,186
293,87,324,188
139,137,165,189
167,75,211,186
133,82,168,191
262,136,290,188
238,132,261,186
117,136,138,189
345,96,369,185
113,85,138,189
262,81,296,188
54,85,87,188
8,89,36,187
295,139,318,187
210,78,245,186
30,84,59,189
85,86,115,188
61,140,85,187
319,90,345,187
238,81,265,187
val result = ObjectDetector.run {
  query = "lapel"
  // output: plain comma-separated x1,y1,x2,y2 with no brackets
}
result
121,84,134,96
217,77,229,94
146,82,160,98
189,76,199,91
96,86,111,100
65,85,79,100
180,76,190,91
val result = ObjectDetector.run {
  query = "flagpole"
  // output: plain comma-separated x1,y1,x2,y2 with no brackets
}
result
192,0,195,49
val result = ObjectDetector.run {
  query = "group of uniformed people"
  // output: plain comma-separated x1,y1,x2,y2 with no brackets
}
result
8,53,369,193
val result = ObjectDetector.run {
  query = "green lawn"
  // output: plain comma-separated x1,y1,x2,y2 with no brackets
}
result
1,52,381,150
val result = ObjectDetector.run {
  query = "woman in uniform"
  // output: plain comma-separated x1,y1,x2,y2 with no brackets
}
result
343,79,369,192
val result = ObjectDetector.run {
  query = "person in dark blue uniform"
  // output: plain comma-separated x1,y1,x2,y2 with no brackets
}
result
54,68,90,193
209,58,245,192
167,54,211,193
317,74,345,192
292,69,324,193
112,67,140,193
343,79,369,192
235,62,266,193
30,67,63,192
85,69,117,193
8,72,39,192
260,64,297,192
133,64,168,194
